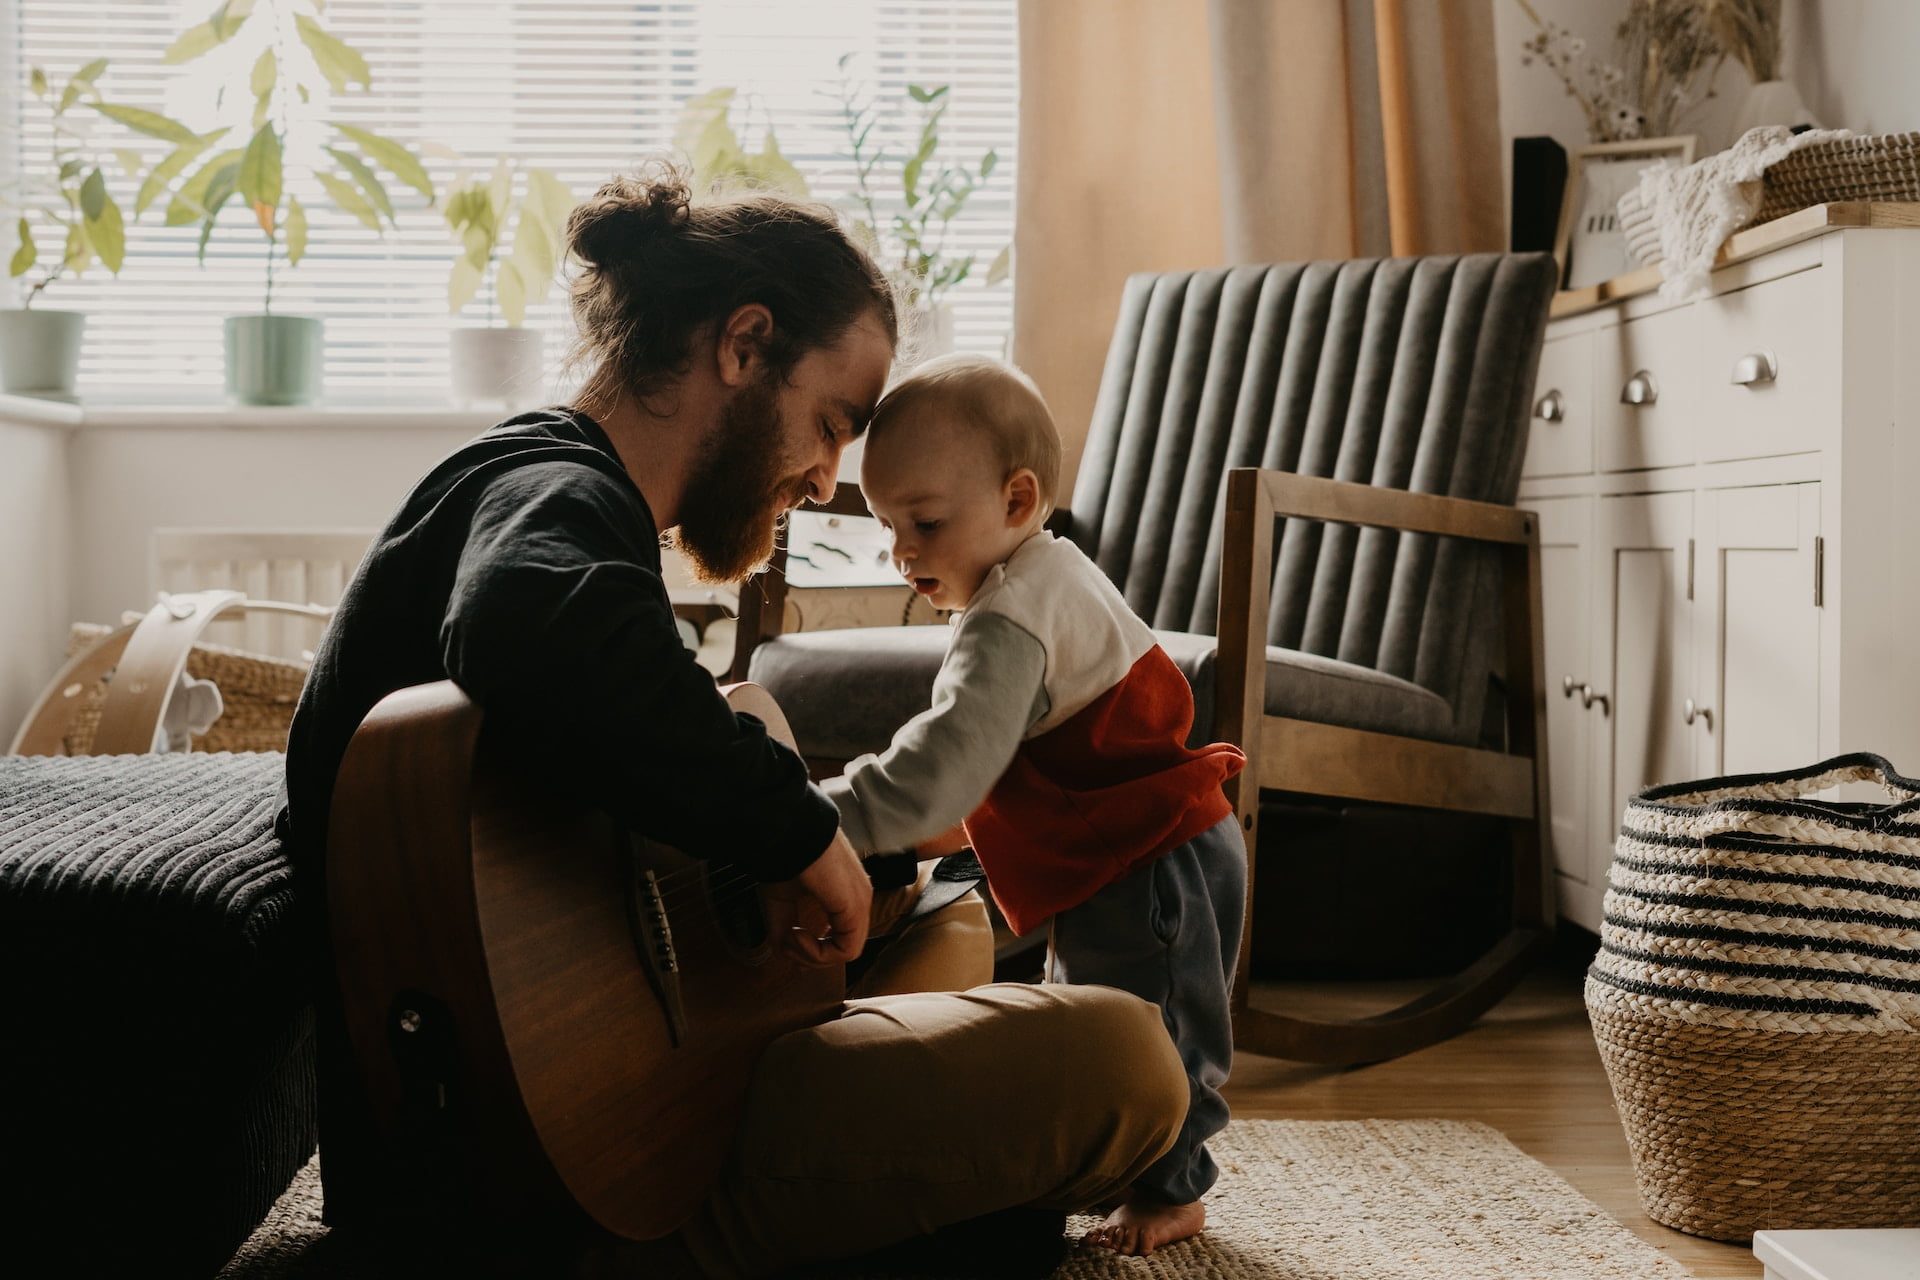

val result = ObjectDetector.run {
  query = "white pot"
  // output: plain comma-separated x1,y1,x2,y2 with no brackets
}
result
225,314,324,406
1733,80,1819,140
450,326,546,408
900,301,957,370
0,308,86,398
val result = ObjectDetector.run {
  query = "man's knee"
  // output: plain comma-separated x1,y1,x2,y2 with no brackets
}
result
1056,985,1188,1129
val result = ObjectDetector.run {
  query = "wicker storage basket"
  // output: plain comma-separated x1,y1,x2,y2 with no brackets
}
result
1753,131,1920,225
60,621,308,755
1587,753,1920,1242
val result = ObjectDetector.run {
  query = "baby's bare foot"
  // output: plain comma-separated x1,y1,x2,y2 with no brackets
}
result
1082,1194,1206,1256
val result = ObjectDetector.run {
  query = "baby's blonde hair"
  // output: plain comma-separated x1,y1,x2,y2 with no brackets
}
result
867,353,1062,514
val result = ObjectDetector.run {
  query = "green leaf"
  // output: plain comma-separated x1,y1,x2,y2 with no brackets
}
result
165,148,242,225
250,47,276,97
11,219,36,277
221,1,258,37
58,82,81,114
239,122,282,210
63,222,93,275
58,159,85,182
29,67,48,98
284,194,307,265
907,84,933,103
194,167,240,261
137,130,226,216
295,13,371,92
324,145,393,224
986,242,1010,287
902,133,938,206
330,123,433,198
85,193,125,273
315,170,381,232
90,103,199,143
113,147,144,177
497,259,528,326
79,169,107,220
162,22,223,64
524,168,577,237
447,254,482,314
252,93,271,130
980,149,998,180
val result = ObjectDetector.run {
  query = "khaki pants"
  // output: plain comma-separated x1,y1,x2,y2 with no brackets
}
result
660,884,1189,1279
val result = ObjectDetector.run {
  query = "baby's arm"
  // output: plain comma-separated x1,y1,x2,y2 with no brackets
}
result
822,611,1049,854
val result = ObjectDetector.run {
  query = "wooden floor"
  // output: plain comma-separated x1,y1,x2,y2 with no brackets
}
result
1226,954,1760,1279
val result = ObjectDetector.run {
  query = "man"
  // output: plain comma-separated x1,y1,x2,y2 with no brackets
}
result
282,166,1189,1278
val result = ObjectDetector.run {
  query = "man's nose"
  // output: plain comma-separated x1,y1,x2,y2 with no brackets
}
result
804,438,843,503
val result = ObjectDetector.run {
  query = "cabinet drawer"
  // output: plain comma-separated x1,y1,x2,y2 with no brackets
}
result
1699,267,1833,463
1594,305,1699,472
1522,331,1592,478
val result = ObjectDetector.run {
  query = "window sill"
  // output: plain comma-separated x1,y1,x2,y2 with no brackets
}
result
0,392,500,433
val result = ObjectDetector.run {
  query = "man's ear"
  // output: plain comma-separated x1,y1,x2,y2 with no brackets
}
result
1004,468,1042,527
715,303,775,387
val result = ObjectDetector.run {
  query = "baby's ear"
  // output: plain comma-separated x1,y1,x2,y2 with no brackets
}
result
1005,468,1042,525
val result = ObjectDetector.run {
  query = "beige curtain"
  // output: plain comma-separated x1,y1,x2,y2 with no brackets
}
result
1013,0,1505,496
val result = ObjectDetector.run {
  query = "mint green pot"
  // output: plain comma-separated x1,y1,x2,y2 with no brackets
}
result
225,314,324,406
0,308,86,398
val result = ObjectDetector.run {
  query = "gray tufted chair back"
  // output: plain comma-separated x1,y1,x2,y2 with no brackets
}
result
1066,253,1558,743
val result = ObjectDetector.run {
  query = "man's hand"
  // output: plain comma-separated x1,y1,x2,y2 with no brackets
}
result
764,829,871,967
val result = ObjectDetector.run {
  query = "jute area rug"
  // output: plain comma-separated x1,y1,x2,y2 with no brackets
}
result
221,1119,1692,1279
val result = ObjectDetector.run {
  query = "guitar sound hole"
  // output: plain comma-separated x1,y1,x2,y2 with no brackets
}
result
707,864,770,956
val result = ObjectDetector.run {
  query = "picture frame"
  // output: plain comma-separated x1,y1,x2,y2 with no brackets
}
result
1554,136,1698,292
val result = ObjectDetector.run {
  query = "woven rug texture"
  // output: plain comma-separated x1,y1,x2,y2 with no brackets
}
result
220,1118,1691,1279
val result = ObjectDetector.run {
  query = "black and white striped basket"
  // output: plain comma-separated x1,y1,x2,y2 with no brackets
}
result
1586,753,1920,1242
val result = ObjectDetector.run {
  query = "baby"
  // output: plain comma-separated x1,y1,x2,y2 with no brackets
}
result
821,353,1248,1256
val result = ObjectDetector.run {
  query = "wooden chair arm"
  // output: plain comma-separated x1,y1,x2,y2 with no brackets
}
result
1237,468,1535,546
729,481,871,682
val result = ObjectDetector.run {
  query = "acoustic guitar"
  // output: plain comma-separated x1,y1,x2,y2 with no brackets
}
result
326,679,844,1242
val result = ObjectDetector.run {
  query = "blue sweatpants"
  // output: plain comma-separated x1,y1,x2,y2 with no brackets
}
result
1044,812,1246,1204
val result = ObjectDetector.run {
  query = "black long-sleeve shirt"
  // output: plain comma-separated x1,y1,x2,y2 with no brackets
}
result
278,407,837,884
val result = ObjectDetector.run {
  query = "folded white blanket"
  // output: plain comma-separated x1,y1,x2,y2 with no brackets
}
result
1625,125,1853,302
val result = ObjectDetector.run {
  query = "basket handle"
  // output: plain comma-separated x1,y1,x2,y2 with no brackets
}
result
9,593,332,757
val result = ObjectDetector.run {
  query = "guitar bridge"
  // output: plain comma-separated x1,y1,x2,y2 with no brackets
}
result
625,858,688,1047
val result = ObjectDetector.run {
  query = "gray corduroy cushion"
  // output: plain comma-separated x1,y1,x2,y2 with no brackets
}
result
750,624,1454,761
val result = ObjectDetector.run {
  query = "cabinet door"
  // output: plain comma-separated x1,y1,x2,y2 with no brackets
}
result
1693,484,1822,778
1531,497,1594,908
1592,493,1695,916
1698,267,1833,464
1521,332,1593,478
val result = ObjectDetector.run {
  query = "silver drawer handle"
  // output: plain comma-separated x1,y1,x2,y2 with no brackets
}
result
1731,349,1778,386
1683,698,1714,730
1534,389,1565,422
1620,369,1658,406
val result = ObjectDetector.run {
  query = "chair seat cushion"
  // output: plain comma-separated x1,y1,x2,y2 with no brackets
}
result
749,624,1459,763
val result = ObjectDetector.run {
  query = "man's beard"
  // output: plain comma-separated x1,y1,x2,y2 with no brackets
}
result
672,373,806,584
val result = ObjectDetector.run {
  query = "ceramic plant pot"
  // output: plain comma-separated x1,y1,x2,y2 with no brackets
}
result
449,326,546,408
0,308,86,398
225,314,324,406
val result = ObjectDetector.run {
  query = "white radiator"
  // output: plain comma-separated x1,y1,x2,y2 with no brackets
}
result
149,528,375,659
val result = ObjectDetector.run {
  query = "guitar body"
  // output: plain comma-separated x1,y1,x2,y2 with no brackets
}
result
327,680,843,1241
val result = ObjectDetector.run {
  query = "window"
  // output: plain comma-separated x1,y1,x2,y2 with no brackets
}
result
7,0,1017,404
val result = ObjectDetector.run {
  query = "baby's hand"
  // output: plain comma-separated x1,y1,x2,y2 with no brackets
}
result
913,823,970,859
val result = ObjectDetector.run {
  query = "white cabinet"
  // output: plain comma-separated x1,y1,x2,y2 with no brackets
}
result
1520,223,1920,932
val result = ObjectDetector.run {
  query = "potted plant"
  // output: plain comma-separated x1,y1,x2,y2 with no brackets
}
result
151,0,435,405
440,158,577,407
836,56,1009,364
0,59,149,398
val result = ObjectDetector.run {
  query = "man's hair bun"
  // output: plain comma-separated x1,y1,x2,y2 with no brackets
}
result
566,166,693,272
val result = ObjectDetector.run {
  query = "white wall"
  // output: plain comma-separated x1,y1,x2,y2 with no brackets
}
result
0,419,71,743
65,423,481,626
1785,0,1920,134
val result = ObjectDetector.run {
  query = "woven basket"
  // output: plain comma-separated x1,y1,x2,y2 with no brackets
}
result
1587,753,1920,1242
61,622,308,755
1753,131,1920,225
